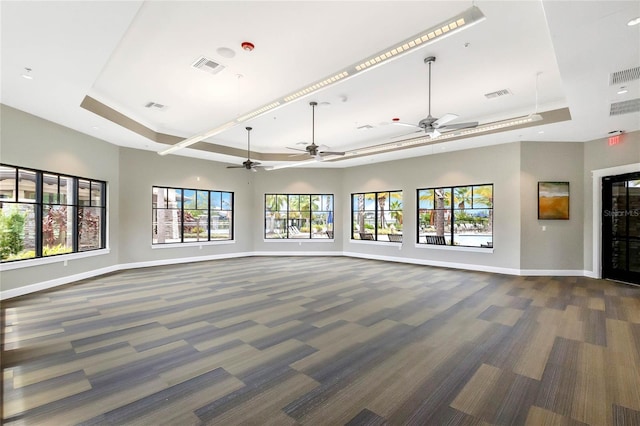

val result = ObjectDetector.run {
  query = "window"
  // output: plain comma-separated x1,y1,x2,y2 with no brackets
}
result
0,164,106,262
265,194,333,239
417,184,493,247
351,191,403,242
152,187,233,244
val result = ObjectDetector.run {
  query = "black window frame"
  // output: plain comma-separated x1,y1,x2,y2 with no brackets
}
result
264,193,334,239
152,186,234,244
351,190,403,242
0,163,107,263
417,183,493,248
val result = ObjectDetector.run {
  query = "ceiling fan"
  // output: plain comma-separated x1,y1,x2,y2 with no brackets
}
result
393,56,479,139
227,127,262,172
288,101,345,160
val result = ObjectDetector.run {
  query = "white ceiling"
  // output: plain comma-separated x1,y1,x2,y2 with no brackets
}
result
1,1,639,169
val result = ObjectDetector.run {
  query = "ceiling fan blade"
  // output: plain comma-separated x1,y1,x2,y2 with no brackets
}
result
390,129,423,140
227,165,245,169
429,128,441,139
438,121,479,130
319,151,345,156
432,113,459,128
251,161,261,166
391,122,421,129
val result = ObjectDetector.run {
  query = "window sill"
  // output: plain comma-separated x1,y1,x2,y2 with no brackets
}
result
414,243,494,253
263,238,334,243
350,239,401,247
0,248,111,271
152,240,235,249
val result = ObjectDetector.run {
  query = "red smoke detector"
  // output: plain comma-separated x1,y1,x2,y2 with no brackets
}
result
241,42,255,51
392,118,400,122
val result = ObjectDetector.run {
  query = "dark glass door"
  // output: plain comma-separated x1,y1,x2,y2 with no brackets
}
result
602,172,640,284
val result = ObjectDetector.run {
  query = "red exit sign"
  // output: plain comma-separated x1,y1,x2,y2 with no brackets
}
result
608,134,623,146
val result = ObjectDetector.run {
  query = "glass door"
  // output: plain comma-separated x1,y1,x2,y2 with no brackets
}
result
602,172,640,284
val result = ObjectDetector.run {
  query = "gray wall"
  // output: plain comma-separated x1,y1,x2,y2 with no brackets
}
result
342,143,522,271
0,105,120,292
251,168,344,253
520,142,584,271
3,103,640,296
117,147,254,264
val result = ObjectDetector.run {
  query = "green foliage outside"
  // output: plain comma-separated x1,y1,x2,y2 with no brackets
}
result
4,244,72,261
0,207,27,260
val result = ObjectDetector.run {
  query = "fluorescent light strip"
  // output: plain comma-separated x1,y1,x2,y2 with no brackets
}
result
344,114,543,157
159,6,485,156
283,72,350,102
159,121,235,155
237,102,281,122
355,18,468,72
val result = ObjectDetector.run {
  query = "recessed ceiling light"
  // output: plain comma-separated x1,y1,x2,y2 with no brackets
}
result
617,86,628,94
627,16,640,26
538,130,544,134
216,47,236,58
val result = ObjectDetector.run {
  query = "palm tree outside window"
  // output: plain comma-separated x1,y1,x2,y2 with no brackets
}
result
417,184,492,247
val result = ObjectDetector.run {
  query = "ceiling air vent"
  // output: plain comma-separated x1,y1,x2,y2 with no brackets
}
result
357,124,374,130
610,98,640,116
144,102,166,110
191,56,225,75
484,88,512,99
610,66,640,85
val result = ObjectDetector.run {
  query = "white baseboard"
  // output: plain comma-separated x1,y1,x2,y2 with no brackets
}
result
252,251,343,257
343,251,522,276
119,252,253,271
0,251,596,300
0,264,121,300
583,270,599,279
519,269,592,277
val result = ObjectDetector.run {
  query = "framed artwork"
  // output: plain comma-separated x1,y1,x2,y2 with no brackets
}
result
538,181,570,220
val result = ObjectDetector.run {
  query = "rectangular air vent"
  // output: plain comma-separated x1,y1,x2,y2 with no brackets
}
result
191,56,225,75
610,98,640,116
144,102,166,110
610,66,640,85
484,88,512,99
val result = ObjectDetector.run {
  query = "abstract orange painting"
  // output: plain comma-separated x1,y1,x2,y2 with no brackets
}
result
538,181,569,220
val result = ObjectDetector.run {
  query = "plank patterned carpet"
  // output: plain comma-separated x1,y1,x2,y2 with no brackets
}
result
2,256,640,425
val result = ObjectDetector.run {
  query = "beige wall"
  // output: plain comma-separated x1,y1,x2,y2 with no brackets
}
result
343,142,522,271
251,168,345,253
3,103,640,297
117,148,255,264
0,105,120,292
520,142,584,271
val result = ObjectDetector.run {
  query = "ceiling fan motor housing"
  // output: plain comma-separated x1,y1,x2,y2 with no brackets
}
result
418,116,437,130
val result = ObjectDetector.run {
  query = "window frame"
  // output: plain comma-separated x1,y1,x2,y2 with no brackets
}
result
351,190,403,242
152,186,234,245
0,163,107,263
416,183,493,248
264,193,334,240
